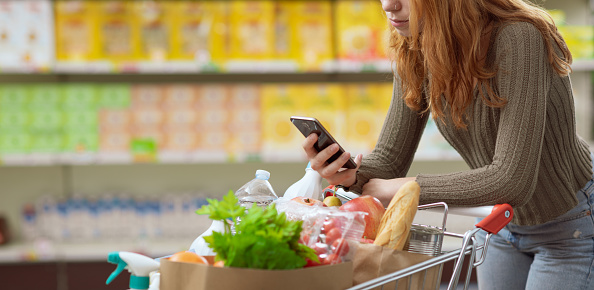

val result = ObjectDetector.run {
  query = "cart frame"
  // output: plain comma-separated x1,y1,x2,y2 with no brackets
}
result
345,202,513,290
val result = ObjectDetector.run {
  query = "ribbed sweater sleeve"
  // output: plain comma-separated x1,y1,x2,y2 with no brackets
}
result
352,22,593,225
348,76,430,192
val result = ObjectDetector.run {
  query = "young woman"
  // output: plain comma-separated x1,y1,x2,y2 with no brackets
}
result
302,0,594,289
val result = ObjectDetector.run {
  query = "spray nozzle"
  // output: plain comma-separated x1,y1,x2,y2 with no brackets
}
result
106,252,127,285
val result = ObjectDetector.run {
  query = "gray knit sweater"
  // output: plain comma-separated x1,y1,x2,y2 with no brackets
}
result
349,22,593,226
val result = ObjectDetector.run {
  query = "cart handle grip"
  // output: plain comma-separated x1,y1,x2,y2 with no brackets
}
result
475,204,513,234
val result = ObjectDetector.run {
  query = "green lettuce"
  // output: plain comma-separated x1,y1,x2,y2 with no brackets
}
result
196,191,318,269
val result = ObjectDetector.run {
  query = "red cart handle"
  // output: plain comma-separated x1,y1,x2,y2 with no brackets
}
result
475,204,513,234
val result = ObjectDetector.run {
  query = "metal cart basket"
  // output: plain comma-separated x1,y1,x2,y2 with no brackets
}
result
341,198,513,290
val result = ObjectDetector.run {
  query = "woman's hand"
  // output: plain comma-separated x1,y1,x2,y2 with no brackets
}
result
302,133,362,187
361,177,417,207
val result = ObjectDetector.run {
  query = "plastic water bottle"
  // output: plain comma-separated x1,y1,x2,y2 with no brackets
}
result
235,170,278,210
283,162,323,200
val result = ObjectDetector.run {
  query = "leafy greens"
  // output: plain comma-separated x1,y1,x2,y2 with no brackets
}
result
196,191,318,269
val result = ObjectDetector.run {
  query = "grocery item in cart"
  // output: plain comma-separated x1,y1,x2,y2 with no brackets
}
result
283,162,324,200
374,180,420,250
189,219,225,256
235,169,278,209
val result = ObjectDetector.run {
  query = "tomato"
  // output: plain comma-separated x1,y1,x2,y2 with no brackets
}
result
323,253,342,265
331,238,350,256
325,227,342,245
304,257,322,267
299,233,311,244
312,242,328,256
168,251,209,265
321,217,343,234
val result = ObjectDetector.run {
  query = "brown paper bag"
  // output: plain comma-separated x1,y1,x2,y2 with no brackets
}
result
160,257,353,290
351,243,441,290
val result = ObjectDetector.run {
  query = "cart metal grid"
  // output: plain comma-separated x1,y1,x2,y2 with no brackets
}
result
344,201,513,290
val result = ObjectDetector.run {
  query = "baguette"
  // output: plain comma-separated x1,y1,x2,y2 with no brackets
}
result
373,180,420,250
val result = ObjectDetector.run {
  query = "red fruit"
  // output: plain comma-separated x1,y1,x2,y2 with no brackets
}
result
304,257,322,267
291,196,325,206
312,242,328,256
321,217,343,234
324,228,342,245
323,253,342,265
331,238,350,256
339,195,386,240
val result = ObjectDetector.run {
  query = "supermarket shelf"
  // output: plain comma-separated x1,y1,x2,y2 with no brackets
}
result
0,71,394,84
0,239,189,264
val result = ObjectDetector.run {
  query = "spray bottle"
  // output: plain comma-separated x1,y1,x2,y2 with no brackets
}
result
106,251,160,290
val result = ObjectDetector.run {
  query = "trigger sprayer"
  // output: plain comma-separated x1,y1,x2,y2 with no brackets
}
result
106,251,160,290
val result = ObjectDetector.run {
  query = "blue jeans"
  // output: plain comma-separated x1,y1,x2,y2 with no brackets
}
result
475,168,594,290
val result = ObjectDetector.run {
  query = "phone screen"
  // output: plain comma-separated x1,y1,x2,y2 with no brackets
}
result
290,116,357,169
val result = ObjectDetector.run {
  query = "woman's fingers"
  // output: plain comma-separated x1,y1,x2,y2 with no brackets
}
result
302,133,319,159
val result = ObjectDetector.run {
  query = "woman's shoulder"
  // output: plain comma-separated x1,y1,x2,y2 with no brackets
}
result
494,21,543,44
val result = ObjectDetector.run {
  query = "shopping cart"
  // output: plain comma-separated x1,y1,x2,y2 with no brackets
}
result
335,191,513,290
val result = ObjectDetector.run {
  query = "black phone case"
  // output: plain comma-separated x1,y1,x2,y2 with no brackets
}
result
290,116,357,169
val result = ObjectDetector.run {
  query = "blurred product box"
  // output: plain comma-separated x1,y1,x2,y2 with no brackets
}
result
62,83,99,110
301,83,347,144
0,0,54,71
0,85,29,111
63,131,99,153
99,129,131,152
344,83,391,153
335,0,389,70
227,85,261,160
30,132,64,153
277,1,334,71
169,1,228,70
0,133,30,154
260,84,304,161
193,84,231,161
28,84,62,111
227,1,275,63
131,108,164,129
99,109,132,131
96,1,139,62
133,1,172,62
131,84,164,108
163,84,198,109
55,0,100,62
160,130,200,159
97,84,131,109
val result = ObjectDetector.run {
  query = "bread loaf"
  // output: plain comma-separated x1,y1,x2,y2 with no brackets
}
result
373,180,420,250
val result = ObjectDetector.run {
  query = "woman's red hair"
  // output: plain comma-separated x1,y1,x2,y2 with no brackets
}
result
391,0,572,128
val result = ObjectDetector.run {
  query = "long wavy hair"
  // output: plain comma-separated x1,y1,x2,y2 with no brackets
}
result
391,0,572,128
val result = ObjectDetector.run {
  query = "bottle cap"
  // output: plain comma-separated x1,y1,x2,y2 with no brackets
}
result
255,170,270,180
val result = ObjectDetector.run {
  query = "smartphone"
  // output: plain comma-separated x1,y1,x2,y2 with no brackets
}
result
290,116,357,169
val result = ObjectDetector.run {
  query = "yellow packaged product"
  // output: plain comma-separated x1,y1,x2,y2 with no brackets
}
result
96,1,139,63
54,0,100,61
335,0,387,65
169,1,228,70
132,1,172,62
277,1,334,71
228,1,275,62
260,84,304,161
300,84,347,144
345,83,387,153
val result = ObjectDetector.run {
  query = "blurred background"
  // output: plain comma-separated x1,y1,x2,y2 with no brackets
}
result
0,0,591,289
